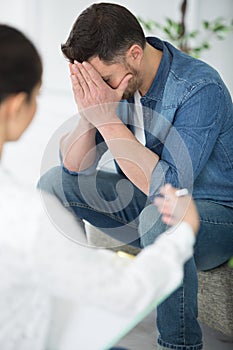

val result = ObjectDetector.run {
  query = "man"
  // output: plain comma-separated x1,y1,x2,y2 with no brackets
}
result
38,3,233,350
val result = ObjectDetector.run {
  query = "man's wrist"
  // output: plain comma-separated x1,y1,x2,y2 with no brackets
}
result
79,116,93,128
97,115,123,134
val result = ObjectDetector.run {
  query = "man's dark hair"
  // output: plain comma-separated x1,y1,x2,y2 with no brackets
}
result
0,25,42,104
61,2,146,63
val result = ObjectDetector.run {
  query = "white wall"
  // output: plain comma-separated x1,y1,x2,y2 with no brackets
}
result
0,0,233,95
198,0,233,94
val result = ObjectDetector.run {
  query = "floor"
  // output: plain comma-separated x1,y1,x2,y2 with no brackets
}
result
4,90,233,350
116,310,233,350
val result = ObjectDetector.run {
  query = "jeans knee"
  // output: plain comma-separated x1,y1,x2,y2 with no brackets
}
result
37,166,63,196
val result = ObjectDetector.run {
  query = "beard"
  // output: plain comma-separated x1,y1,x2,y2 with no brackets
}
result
122,64,143,100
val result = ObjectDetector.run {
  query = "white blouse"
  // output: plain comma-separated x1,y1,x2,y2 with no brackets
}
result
0,167,195,349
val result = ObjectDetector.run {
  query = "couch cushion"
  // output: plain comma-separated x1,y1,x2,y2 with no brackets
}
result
198,262,233,337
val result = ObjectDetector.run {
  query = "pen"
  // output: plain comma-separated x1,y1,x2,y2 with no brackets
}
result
175,188,189,197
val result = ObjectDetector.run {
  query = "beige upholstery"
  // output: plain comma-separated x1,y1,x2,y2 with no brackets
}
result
198,262,233,337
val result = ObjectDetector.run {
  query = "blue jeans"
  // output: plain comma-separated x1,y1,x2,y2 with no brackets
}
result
38,166,233,350
38,166,147,247
139,201,233,350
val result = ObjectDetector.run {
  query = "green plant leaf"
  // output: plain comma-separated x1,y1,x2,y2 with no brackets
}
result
138,13,233,59
203,21,209,29
213,24,227,32
229,257,233,268
164,27,173,37
193,47,201,53
189,30,199,38
166,18,174,27
202,41,210,49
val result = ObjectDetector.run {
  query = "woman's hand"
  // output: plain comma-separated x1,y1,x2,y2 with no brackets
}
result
154,184,200,235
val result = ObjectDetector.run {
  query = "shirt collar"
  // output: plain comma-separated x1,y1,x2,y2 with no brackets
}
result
143,37,172,101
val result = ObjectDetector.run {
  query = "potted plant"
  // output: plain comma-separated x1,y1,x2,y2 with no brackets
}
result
138,0,233,58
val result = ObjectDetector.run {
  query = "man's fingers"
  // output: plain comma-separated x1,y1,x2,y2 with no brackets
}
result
72,63,90,94
70,74,79,89
74,61,93,88
116,74,133,98
70,74,84,102
82,61,104,87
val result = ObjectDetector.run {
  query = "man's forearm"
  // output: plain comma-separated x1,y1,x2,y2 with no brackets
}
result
60,118,97,172
98,120,159,195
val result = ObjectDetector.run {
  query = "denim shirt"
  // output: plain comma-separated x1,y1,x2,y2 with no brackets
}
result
62,37,233,207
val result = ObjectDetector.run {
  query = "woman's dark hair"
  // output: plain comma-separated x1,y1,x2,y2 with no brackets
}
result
0,25,42,104
61,2,146,63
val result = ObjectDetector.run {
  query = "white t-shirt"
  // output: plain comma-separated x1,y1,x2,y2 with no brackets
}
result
133,90,146,145
0,166,195,349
